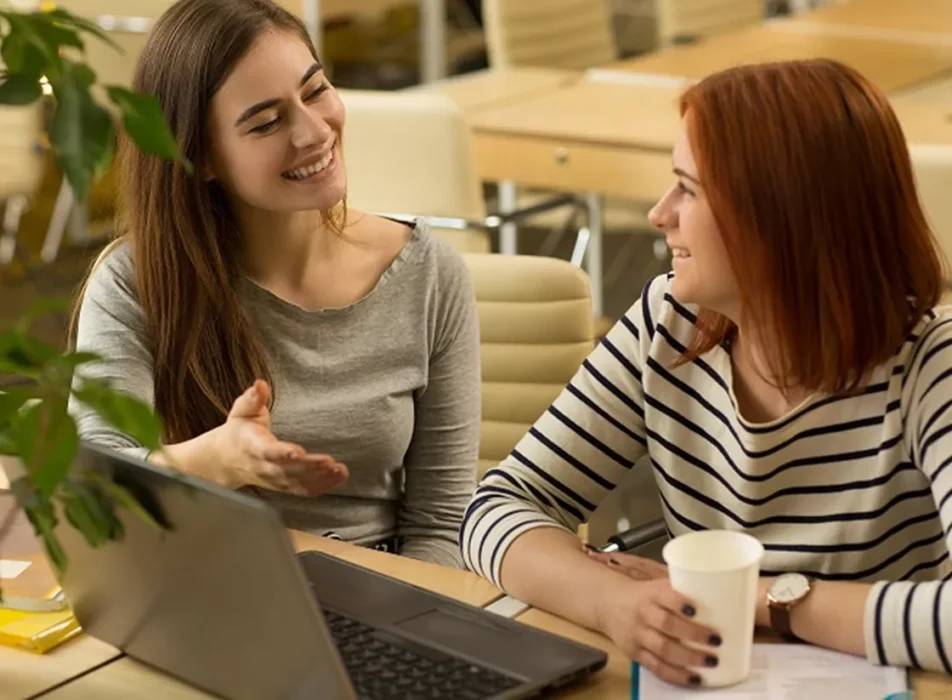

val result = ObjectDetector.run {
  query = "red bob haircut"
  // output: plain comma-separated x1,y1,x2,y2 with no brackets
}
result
679,59,946,394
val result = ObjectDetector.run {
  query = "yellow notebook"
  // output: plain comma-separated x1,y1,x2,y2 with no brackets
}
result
0,607,81,654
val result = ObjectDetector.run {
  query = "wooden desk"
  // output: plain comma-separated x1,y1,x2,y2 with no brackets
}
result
515,608,952,699
1,636,121,700
782,0,952,40
15,532,500,699
469,78,683,316
410,68,580,114
608,24,952,93
894,74,952,114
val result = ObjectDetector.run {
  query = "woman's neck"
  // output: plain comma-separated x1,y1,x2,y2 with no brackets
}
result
730,325,812,422
236,206,342,288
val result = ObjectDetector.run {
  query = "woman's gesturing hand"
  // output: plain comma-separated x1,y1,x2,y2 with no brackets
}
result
218,380,349,496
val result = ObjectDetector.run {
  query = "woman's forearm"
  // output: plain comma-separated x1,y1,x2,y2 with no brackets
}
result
148,426,239,488
499,527,638,634
755,578,870,657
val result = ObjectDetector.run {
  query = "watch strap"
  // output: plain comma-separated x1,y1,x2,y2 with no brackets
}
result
768,602,797,640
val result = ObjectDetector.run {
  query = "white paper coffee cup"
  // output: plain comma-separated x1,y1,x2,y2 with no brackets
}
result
662,530,764,687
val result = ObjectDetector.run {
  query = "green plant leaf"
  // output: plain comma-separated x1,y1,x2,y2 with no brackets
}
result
74,379,162,450
61,478,123,547
1,31,35,73
0,71,42,105
0,427,16,455
0,12,65,76
14,479,67,574
0,329,58,375
4,11,85,58
106,86,191,173
44,9,120,51
49,68,113,202
0,386,36,424
68,61,95,87
57,351,101,369
15,400,79,497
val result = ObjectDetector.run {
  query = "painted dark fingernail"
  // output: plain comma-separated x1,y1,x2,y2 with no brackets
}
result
689,675,702,687
704,656,718,667
681,604,696,617
709,634,723,647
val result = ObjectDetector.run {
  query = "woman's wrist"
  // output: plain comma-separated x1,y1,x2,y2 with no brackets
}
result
592,570,642,635
150,425,240,489
755,577,774,629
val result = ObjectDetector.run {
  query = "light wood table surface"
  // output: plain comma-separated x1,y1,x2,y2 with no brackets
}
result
515,607,952,699
894,74,952,114
410,67,580,114
19,538,952,699
1,636,121,700
778,0,952,41
606,23,952,93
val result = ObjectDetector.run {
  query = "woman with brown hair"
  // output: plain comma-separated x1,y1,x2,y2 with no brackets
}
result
462,59,952,683
70,0,480,567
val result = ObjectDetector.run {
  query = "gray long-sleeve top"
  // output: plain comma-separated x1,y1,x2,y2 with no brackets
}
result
71,222,480,567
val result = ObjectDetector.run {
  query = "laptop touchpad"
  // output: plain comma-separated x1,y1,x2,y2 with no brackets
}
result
396,608,516,647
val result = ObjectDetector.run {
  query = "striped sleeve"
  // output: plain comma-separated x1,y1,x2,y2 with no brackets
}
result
865,314,952,673
459,275,663,587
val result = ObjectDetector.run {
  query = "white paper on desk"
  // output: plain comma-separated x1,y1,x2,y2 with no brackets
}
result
0,559,30,579
640,644,908,700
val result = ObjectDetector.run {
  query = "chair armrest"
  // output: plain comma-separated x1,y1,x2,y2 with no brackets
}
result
600,519,668,553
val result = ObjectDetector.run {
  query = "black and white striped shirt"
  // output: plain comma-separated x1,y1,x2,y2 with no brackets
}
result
461,274,952,673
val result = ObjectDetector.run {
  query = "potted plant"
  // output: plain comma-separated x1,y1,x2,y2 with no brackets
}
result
0,5,187,585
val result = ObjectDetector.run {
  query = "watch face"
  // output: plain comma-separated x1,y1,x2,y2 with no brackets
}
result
769,573,811,604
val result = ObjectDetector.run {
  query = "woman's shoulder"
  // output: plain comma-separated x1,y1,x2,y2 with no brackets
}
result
620,273,698,344
903,303,952,372
384,216,472,294
84,238,138,302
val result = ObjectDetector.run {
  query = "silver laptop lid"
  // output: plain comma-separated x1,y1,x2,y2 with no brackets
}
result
57,441,356,700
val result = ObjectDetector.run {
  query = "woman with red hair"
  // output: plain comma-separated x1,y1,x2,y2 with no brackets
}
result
462,59,952,685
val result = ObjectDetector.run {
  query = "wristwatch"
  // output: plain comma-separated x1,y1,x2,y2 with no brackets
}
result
766,573,813,640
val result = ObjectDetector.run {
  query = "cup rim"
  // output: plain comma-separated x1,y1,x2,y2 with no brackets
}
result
662,530,765,572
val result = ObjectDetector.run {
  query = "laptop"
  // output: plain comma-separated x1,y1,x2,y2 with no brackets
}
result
55,442,607,700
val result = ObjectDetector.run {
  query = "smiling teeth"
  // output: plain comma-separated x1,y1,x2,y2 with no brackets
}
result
671,249,691,258
285,151,333,180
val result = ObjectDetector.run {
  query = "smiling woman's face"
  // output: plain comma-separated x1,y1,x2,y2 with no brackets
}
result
648,119,739,317
206,28,346,214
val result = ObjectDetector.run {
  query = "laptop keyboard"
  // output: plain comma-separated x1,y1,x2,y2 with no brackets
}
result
323,609,522,700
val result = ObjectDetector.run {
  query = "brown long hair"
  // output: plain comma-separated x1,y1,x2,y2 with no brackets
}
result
679,59,945,394
74,0,342,443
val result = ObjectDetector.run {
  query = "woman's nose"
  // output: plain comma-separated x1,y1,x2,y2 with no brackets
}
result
290,109,333,150
649,195,676,231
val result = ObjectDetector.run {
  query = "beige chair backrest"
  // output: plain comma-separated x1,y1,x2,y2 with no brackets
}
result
482,0,618,70
909,144,952,284
464,253,595,477
0,104,45,201
339,89,489,252
655,0,763,45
